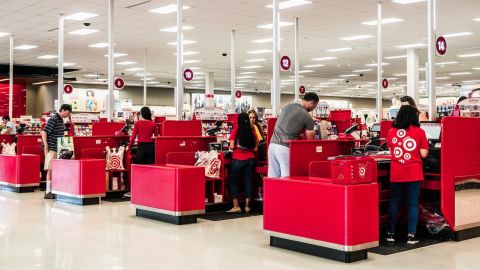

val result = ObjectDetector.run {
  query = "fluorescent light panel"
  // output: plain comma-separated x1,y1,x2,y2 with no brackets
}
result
339,74,359,77
266,0,312,10
325,47,352,52
0,32,10,37
246,59,266,62
174,51,199,56
32,81,55,85
89,42,109,48
168,40,196,45
449,72,472,76
352,69,373,72
65,12,98,21
247,49,271,54
161,26,194,32
37,54,58,59
442,32,474,38
240,72,257,75
241,66,262,69
303,64,325,68
436,61,458,65
396,43,427,49
299,70,314,73
362,18,404,26
69,29,99,35
117,61,138,65
104,53,128,58
365,62,390,67
392,0,426,4
183,60,201,64
385,55,407,59
252,38,274,43
458,53,480,58
312,56,337,61
125,68,143,71
257,21,294,29
340,35,373,41
150,4,190,14
14,45,37,50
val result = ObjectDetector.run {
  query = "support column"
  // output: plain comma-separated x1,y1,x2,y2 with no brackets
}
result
107,0,115,121
407,49,420,103
9,35,13,119
205,72,214,95
294,17,299,102
376,0,383,122
175,0,184,120
230,30,236,113
143,48,147,106
272,0,281,116
58,14,64,107
427,0,437,120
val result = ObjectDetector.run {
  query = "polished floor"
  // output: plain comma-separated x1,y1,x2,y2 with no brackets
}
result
1,191,480,270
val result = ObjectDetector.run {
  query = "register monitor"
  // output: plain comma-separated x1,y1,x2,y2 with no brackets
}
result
420,122,441,141
370,123,380,133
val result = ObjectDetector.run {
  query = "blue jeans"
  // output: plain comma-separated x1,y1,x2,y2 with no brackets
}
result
268,143,290,177
388,181,421,235
228,158,255,199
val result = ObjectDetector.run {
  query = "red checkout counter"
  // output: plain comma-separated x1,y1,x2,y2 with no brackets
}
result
263,117,480,263
0,134,41,192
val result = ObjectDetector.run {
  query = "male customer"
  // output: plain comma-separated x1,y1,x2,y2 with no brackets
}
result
268,92,319,177
1,116,16,134
41,104,72,199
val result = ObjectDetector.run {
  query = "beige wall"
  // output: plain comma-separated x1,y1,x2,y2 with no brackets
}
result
26,83,392,117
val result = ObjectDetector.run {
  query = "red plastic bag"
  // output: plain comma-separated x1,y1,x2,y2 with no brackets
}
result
330,156,375,185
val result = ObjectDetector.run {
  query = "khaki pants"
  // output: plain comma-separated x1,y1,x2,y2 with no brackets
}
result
44,151,57,171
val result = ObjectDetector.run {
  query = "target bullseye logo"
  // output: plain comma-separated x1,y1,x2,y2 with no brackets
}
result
404,153,412,160
359,167,366,177
394,147,403,158
397,129,406,138
403,138,417,152
109,155,122,169
392,137,398,144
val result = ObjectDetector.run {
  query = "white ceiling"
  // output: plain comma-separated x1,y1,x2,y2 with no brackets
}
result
0,0,479,99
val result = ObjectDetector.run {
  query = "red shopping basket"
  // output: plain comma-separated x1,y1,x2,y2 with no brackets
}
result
330,156,375,185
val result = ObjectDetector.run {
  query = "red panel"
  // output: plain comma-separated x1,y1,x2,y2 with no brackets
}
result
166,152,196,166
227,114,238,123
289,140,354,176
155,136,216,164
309,161,331,178
330,110,351,121
92,122,125,136
154,116,166,124
16,154,40,185
131,164,205,212
162,120,202,136
264,177,378,247
73,135,129,159
16,135,44,161
0,82,26,118
0,155,18,183
441,117,480,230
52,159,106,196
380,120,393,140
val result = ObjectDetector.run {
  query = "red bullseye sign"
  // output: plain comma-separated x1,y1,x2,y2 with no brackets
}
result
436,36,447,56
299,85,306,95
382,79,389,89
114,77,125,89
183,69,194,81
235,90,242,98
280,56,291,71
64,84,73,94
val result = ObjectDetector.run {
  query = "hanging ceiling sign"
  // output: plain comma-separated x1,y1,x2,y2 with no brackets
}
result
299,85,306,95
382,79,389,89
436,36,447,56
280,56,292,71
64,84,73,94
183,69,194,81
114,77,125,89
235,90,242,98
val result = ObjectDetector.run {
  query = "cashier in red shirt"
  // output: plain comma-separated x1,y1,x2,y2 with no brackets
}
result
386,105,429,246
226,112,261,214
129,107,159,164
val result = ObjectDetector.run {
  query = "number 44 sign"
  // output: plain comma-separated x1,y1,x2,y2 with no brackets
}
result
436,36,447,56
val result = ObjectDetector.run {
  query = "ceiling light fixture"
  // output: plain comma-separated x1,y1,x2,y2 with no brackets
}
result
65,12,98,21
240,72,257,75
174,51,199,56
247,49,271,54
125,68,143,71
32,81,55,85
395,43,427,49
339,74,359,77
265,0,312,10
14,45,38,50
365,62,390,67
69,29,99,35
353,69,373,72
104,53,128,58
392,0,426,4
442,32,474,38
436,61,458,66
83,74,99,78
150,4,190,14
303,64,325,68
58,63,76,67
161,25,194,32
37,55,58,59
0,32,10,38
311,56,337,61
458,53,480,58
449,72,472,76
237,76,255,79
257,21,294,29
325,47,352,52
362,18,404,25
246,59,266,62
168,40,197,45
299,70,314,73
88,42,109,48
241,66,262,69
252,38,274,43
385,55,407,59
117,61,138,66
340,35,374,41
184,59,201,64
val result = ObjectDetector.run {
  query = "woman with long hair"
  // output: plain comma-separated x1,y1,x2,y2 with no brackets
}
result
400,95,428,121
129,107,158,164
386,105,429,246
227,112,260,213
452,96,467,116
248,110,265,141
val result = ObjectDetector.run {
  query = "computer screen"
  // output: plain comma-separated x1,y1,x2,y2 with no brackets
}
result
371,124,381,132
420,122,441,140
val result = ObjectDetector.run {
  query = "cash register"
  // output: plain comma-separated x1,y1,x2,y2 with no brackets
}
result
420,122,442,173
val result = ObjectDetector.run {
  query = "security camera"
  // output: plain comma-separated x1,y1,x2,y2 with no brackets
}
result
359,74,364,77
167,81,172,84
222,53,228,57
346,80,350,83
121,72,125,76
83,22,91,27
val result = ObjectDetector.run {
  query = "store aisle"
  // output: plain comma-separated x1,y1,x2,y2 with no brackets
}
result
0,191,479,270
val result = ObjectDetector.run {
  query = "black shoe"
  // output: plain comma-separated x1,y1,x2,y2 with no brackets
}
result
44,193,56,200
407,234,419,246
385,232,395,244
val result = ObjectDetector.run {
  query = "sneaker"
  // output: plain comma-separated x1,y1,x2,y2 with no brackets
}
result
245,206,251,213
226,207,241,213
407,234,419,245
44,193,56,200
385,232,395,244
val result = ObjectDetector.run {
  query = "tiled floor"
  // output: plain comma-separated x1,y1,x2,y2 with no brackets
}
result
1,191,480,270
